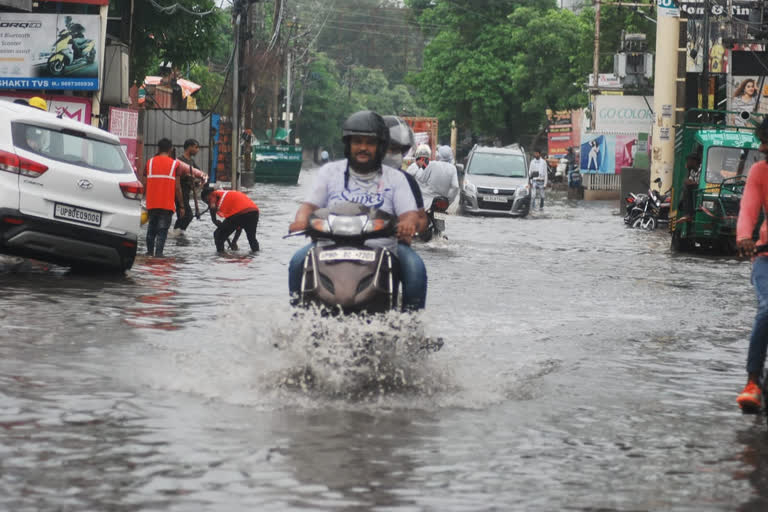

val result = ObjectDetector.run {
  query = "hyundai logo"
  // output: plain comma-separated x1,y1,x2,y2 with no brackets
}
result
77,179,93,190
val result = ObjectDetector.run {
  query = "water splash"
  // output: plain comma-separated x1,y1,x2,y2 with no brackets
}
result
269,306,448,401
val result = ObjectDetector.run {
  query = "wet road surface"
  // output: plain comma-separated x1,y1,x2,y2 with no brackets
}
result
1,170,767,511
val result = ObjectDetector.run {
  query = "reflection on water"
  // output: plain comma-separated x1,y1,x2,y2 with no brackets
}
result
1,179,768,510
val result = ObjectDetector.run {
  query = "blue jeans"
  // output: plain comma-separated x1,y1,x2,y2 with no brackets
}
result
146,209,173,256
747,257,768,375
288,242,427,310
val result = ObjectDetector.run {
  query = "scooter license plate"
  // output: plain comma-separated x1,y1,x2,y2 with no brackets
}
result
319,249,376,262
482,195,508,203
433,212,447,220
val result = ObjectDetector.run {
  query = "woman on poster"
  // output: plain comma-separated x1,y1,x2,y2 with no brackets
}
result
732,78,758,126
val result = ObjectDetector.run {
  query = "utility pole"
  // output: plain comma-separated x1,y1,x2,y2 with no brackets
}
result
651,0,681,192
701,0,711,108
591,0,601,130
284,50,291,140
232,11,241,190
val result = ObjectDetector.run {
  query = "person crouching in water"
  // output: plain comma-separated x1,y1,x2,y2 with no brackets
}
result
201,186,260,252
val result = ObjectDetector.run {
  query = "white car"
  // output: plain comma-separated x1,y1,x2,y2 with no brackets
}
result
0,100,142,272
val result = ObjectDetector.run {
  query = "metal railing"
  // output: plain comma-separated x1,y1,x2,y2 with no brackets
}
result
582,173,621,191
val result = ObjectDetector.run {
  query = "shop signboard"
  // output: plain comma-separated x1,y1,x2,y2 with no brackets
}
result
594,95,654,134
0,13,101,91
109,107,139,172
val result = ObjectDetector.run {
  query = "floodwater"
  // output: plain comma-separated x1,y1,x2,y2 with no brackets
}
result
1,170,767,511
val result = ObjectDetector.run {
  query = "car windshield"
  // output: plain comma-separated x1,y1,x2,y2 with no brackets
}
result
705,146,762,184
468,152,526,177
12,122,133,174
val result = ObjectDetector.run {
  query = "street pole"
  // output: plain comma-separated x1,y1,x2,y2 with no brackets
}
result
651,1,680,192
701,0,710,108
450,120,457,159
232,12,241,191
284,50,291,141
591,0,601,130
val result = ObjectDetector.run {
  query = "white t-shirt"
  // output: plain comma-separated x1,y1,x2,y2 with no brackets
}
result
305,160,418,253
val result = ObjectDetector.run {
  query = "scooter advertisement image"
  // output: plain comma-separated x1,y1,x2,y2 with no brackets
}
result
0,13,100,90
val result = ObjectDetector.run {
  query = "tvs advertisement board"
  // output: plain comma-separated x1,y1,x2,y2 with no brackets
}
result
0,13,101,91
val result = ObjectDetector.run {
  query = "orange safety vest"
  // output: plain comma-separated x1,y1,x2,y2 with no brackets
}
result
145,155,179,211
213,190,259,218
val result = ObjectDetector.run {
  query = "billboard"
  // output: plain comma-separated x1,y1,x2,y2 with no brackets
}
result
0,13,100,90
594,95,654,133
109,107,139,172
580,133,645,174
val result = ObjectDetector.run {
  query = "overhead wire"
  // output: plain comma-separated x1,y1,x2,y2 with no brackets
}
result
149,0,218,17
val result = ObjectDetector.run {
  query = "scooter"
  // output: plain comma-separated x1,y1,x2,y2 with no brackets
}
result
417,196,450,242
296,202,400,315
47,25,95,76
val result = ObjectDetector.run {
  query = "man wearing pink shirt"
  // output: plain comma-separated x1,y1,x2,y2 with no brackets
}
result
736,119,768,412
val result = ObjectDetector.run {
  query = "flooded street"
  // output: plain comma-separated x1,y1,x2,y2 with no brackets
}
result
2,170,767,511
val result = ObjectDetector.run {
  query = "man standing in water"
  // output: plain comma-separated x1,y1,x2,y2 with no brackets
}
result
736,118,768,412
529,150,548,211
173,139,200,235
141,138,207,257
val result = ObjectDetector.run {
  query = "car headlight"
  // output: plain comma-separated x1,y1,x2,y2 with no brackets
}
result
463,178,476,194
516,186,529,196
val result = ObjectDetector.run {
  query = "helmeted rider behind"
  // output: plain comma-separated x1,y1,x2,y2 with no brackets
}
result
383,115,429,235
288,110,428,311
406,143,431,177
415,145,460,206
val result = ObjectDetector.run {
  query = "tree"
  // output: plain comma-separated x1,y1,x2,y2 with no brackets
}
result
130,0,228,84
407,0,594,143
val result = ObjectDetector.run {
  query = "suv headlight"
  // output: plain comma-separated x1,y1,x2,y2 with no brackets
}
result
516,185,529,196
463,178,476,194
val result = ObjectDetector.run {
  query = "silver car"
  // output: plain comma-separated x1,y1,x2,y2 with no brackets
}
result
460,145,531,216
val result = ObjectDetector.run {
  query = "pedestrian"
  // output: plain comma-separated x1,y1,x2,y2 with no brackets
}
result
173,138,200,235
201,186,260,253
736,117,768,412
529,150,548,210
141,138,207,257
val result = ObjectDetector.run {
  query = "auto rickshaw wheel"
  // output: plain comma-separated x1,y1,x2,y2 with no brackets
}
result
671,229,694,252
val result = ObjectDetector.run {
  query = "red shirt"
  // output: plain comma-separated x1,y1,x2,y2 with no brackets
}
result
737,160,768,253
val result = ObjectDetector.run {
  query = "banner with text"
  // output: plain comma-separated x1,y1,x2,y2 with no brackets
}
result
0,13,101,91
594,95,654,134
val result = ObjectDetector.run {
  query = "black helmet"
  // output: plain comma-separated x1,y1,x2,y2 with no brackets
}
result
342,110,389,168
382,115,414,156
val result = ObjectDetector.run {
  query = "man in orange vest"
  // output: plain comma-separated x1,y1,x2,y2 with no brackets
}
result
141,138,207,256
201,185,260,252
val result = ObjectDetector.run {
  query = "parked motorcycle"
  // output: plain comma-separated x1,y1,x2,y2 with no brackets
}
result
296,202,400,314
623,192,647,226
626,178,670,230
47,24,95,76
417,196,450,242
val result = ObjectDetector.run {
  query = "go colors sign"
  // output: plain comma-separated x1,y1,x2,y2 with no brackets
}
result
594,95,654,133
0,13,101,91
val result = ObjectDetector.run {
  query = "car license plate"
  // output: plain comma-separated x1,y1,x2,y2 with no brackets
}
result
319,249,376,262
433,212,447,220
482,195,508,203
54,203,102,227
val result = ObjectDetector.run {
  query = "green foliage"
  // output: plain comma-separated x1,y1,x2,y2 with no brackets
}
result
189,62,228,113
297,53,426,152
130,0,230,83
408,0,592,142
297,53,348,151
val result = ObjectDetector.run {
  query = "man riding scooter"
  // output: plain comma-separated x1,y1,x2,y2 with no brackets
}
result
287,110,428,311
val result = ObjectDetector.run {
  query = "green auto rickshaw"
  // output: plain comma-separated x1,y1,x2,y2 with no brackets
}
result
669,109,763,253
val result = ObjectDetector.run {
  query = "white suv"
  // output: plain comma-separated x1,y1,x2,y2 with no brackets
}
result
0,101,142,272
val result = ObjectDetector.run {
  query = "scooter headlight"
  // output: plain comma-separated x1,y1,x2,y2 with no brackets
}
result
328,214,367,236
364,217,392,233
